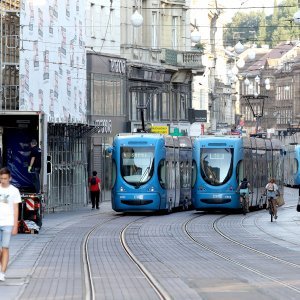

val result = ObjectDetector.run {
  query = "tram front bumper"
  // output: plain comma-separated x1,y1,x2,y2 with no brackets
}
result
113,192,161,211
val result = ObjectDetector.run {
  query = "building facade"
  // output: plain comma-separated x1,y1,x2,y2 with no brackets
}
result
120,0,204,135
0,0,89,211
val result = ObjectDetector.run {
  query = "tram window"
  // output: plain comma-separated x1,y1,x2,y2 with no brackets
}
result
185,161,190,188
191,160,197,188
200,148,233,186
112,159,117,188
120,146,154,186
236,160,242,184
158,159,166,188
293,158,298,175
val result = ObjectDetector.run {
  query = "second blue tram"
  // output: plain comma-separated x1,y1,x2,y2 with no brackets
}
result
192,136,284,211
283,144,300,187
111,133,192,213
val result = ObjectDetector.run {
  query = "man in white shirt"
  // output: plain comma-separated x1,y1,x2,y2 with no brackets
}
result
0,167,21,281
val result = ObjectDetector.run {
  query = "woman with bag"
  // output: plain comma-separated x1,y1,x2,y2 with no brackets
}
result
89,171,101,210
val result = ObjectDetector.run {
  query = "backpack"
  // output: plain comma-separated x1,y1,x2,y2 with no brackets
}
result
90,177,97,185
267,183,274,191
240,180,248,189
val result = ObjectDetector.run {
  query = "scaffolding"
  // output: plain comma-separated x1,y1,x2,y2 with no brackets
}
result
1,1,90,212
0,0,20,110
47,124,90,212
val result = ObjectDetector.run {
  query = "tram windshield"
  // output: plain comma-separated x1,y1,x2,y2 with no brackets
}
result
200,148,233,186
120,147,154,186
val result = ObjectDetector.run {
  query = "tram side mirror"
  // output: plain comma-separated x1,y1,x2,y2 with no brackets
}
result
105,146,113,157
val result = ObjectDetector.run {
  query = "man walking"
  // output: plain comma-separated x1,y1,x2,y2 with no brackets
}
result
28,139,42,193
0,167,22,281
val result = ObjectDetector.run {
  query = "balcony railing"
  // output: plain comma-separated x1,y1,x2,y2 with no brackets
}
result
121,45,203,69
121,45,162,65
161,49,203,69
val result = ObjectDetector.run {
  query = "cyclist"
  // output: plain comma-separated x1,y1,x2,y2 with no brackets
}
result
265,178,280,219
237,178,251,212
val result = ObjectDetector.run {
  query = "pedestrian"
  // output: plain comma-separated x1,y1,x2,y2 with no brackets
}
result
265,178,280,219
28,139,42,193
0,167,22,282
89,171,101,210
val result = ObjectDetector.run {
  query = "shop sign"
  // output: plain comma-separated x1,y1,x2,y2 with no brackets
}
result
109,59,126,74
94,119,112,134
151,126,169,134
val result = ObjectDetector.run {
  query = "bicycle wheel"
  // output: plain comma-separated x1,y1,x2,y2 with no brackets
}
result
269,199,274,222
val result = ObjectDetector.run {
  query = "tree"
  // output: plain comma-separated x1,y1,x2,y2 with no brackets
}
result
223,0,298,48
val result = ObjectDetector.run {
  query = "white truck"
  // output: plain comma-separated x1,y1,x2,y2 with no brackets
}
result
0,111,47,230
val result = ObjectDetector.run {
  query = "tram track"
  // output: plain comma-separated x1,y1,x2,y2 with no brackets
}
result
213,215,300,269
184,214,300,294
82,214,172,300
82,215,121,300
120,218,172,300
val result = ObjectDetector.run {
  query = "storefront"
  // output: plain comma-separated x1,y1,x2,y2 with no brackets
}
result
127,62,193,134
87,53,127,199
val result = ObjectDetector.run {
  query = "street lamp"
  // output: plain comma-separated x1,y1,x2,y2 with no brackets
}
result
191,28,201,43
131,0,143,27
234,41,244,54
241,94,268,135
242,75,270,135
131,10,143,27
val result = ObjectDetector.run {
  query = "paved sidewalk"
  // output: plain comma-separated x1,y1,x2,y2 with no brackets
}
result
0,187,299,299
0,203,111,300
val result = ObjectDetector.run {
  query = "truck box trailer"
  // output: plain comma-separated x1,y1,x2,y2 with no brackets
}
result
0,111,47,231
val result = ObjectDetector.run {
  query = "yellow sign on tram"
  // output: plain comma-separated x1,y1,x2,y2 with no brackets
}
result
151,126,169,134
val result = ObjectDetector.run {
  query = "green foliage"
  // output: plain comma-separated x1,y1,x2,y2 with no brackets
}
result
193,42,205,52
223,0,298,48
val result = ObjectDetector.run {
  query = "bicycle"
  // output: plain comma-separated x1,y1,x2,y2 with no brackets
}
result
268,197,277,222
240,192,249,215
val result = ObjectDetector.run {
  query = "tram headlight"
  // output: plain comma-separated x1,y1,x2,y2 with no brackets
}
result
120,186,126,192
148,186,155,192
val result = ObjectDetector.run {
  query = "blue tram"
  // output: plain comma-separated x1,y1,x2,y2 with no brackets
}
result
192,136,284,211
111,133,192,212
283,144,300,187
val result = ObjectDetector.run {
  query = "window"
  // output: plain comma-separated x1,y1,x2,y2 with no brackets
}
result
161,93,169,120
152,12,158,48
172,92,178,120
158,159,166,188
172,16,178,49
191,160,197,188
180,94,187,120
90,3,95,37
112,159,116,188
200,148,234,186
92,75,125,116
120,147,154,187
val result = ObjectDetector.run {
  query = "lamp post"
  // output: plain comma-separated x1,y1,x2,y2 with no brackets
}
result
242,76,270,136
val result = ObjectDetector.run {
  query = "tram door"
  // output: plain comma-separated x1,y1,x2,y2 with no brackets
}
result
173,137,180,208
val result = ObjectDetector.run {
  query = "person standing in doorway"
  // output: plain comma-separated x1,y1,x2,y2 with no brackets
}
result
89,171,101,210
28,139,41,193
0,167,22,281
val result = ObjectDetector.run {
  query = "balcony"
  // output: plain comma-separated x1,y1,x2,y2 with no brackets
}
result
161,49,203,70
121,45,162,65
121,45,203,70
